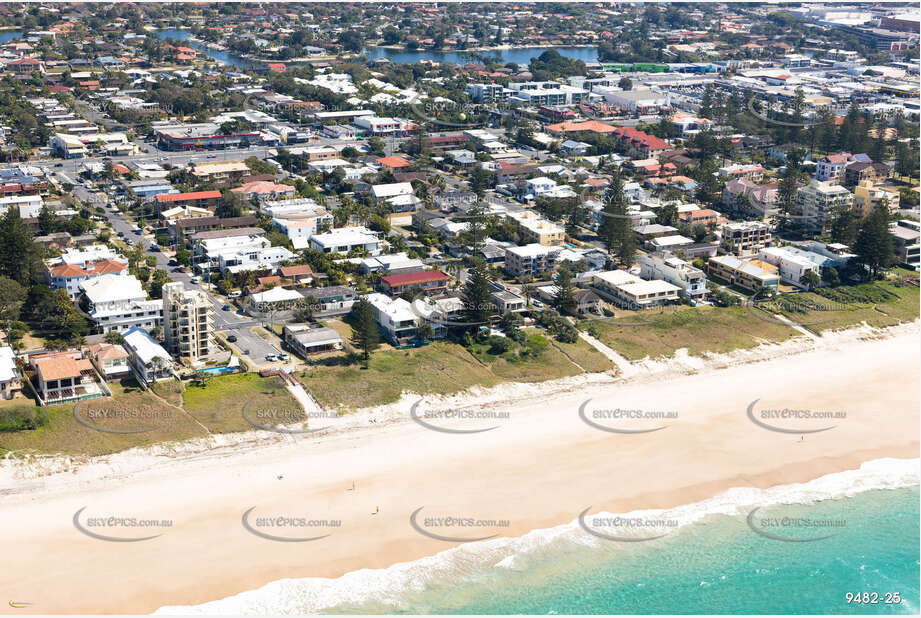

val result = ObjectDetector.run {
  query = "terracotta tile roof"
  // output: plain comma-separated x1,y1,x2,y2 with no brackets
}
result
156,190,221,203
35,356,93,382
381,270,450,286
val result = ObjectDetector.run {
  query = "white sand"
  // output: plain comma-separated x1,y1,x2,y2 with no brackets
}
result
1,322,918,613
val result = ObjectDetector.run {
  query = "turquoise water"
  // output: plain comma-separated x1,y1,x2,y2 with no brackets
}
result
199,366,236,375
327,487,920,615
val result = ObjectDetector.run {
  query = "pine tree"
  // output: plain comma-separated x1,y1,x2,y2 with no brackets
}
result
0,207,37,286
829,204,859,246
462,257,494,326
853,206,894,279
552,266,576,315
349,297,380,365
599,171,636,266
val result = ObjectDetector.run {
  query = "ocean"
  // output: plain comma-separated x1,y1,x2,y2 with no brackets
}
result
157,459,919,615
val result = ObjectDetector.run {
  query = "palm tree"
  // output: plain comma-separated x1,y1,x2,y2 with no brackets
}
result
521,284,535,307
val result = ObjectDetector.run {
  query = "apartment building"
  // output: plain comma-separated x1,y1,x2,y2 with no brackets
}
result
591,270,681,310
853,180,900,215
706,255,780,292
45,244,128,299
505,211,565,246
758,247,821,287
795,180,854,234
79,274,163,334
721,221,773,257
467,83,513,103
889,220,920,269
380,270,451,296
815,153,854,182
503,243,561,277
162,282,215,363
721,178,780,219
308,226,382,255
638,253,708,300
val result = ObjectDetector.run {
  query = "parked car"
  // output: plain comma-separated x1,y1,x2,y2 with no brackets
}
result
167,259,178,266
226,335,237,343
278,353,290,361
190,277,200,284
264,354,277,362
227,290,242,298
222,304,231,311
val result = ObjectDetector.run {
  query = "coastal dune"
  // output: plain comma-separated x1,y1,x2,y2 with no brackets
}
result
1,326,918,614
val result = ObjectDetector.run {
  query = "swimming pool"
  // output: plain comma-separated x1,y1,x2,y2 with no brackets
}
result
198,366,237,375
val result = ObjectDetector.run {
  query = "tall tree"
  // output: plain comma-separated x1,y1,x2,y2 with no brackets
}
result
462,257,494,326
775,148,804,235
552,266,576,315
349,297,380,365
0,207,38,286
600,171,636,266
853,205,894,279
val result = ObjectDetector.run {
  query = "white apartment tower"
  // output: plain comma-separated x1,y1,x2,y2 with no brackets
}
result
163,282,215,363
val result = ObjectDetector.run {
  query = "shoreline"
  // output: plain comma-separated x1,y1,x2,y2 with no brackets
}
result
0,320,913,486
156,457,919,614
0,322,917,613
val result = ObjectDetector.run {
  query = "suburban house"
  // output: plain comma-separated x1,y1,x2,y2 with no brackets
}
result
0,346,22,400
366,293,420,345
283,323,343,357
28,350,109,405
297,286,359,317
44,245,128,299
86,342,131,382
122,327,176,385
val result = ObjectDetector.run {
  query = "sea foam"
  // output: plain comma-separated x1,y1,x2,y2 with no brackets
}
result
154,457,920,615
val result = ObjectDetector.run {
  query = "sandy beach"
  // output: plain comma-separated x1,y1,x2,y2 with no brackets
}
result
1,324,918,614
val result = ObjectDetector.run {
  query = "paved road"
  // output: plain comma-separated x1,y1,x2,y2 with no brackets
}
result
99,200,287,365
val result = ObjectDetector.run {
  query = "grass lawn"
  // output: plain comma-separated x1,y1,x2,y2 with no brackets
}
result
298,334,614,411
583,305,797,361
182,372,300,434
0,373,301,457
0,379,208,457
771,278,919,334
